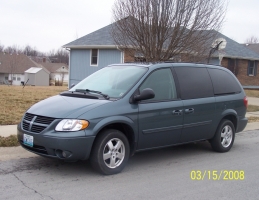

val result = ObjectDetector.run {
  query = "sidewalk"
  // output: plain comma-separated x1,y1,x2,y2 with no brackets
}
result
247,97,259,106
0,125,17,137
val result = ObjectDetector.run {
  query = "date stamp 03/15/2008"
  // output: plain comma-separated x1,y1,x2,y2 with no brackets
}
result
190,170,245,181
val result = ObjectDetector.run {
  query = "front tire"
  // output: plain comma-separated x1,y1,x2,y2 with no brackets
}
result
210,119,235,152
90,129,130,175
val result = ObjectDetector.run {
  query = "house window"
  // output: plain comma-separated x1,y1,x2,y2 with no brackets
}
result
227,58,239,75
228,59,235,73
17,77,21,81
91,49,98,66
5,77,8,80
248,61,258,76
13,76,16,81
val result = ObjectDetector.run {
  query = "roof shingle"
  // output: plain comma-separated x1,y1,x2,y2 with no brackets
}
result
63,22,259,60
0,53,41,73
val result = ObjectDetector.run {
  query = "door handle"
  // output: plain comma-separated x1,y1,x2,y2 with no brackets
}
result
172,110,183,116
185,108,194,114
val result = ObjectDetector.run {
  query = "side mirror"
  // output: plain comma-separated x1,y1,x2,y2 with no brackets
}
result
134,88,155,102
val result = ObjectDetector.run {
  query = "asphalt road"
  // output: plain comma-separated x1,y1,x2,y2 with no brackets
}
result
0,130,259,200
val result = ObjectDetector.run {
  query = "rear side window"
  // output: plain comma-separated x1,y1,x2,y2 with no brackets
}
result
174,67,214,100
208,68,241,95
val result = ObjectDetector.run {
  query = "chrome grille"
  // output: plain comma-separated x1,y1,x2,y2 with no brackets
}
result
35,116,55,125
22,121,30,130
22,113,55,133
24,113,34,121
31,124,46,133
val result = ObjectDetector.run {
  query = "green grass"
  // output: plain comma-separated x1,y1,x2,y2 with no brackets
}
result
0,135,19,147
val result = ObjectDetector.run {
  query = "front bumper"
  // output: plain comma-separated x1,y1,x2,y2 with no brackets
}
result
17,123,95,161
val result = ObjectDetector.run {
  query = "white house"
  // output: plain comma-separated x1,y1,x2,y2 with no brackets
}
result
40,63,69,84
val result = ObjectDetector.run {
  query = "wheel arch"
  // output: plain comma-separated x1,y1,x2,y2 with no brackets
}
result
220,110,238,131
92,116,137,156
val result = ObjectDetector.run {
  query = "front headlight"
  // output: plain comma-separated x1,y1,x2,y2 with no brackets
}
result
55,119,89,131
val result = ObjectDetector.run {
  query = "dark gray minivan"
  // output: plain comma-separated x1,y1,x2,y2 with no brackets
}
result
17,63,248,174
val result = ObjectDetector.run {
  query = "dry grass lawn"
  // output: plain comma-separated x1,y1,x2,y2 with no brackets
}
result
0,86,258,147
0,86,258,126
248,117,259,123
0,85,67,125
245,89,259,98
0,135,20,147
247,105,259,112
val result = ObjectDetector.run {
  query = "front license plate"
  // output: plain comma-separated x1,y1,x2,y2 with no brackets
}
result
23,134,33,147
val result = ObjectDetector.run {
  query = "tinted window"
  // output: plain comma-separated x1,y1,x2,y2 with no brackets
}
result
208,68,241,95
139,68,177,101
174,67,213,100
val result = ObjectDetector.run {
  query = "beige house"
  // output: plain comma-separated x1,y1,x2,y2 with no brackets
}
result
0,52,42,85
39,63,69,84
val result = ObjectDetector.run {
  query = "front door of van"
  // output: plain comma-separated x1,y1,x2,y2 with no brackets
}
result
137,68,184,150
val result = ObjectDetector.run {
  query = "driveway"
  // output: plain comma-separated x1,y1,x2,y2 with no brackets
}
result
0,130,259,200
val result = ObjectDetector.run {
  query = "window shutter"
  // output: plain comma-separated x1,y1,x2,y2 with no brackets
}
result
255,61,258,76
235,59,239,75
247,61,250,75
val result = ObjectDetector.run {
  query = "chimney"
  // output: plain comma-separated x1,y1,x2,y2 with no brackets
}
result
43,57,46,63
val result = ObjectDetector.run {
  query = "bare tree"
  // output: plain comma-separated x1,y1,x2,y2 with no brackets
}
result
0,43,4,52
245,36,259,44
4,45,23,54
47,48,69,64
112,0,227,62
23,45,39,56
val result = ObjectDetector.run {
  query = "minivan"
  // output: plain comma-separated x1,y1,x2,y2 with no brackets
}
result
17,63,248,175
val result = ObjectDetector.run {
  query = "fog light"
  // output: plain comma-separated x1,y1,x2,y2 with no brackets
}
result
55,149,72,159
62,151,67,158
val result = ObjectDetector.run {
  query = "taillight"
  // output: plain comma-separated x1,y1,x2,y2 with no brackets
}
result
244,96,248,108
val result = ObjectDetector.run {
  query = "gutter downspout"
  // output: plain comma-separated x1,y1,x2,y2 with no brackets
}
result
66,48,71,88
116,46,124,63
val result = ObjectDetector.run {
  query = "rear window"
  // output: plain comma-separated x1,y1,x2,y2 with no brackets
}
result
174,67,214,100
208,68,241,95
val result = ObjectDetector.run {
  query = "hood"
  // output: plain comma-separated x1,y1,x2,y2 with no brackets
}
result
27,95,111,118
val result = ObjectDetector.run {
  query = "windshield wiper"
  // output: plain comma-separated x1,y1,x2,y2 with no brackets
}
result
75,89,110,99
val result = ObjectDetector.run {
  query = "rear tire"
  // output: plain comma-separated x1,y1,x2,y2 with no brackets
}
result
90,129,130,175
210,119,235,152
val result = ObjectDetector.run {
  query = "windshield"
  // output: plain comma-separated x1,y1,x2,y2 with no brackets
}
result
70,65,148,98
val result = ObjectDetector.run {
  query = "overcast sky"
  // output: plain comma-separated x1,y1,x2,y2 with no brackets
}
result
0,0,258,53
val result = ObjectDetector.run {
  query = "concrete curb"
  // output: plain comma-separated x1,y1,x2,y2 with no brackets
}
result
247,97,259,106
0,125,17,137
